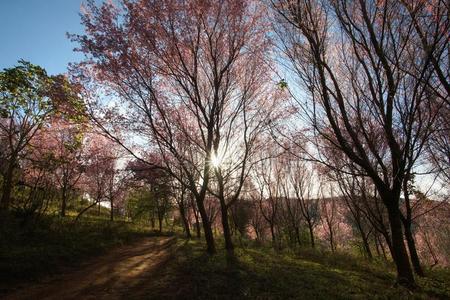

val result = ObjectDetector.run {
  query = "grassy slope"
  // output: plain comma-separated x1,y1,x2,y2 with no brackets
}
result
0,213,152,292
146,238,450,300
1,210,449,300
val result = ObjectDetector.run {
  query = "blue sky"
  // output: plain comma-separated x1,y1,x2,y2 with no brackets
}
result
0,0,89,75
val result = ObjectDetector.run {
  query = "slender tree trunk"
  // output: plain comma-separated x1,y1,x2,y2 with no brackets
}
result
178,202,191,238
329,227,335,253
403,222,424,276
190,195,201,238
379,236,388,261
61,184,67,217
401,181,424,277
422,231,439,268
219,198,234,253
254,226,260,241
386,201,416,287
307,221,315,248
270,223,276,248
0,162,15,211
75,200,99,221
196,197,216,254
158,215,163,233
374,235,381,257
110,197,114,221
356,222,372,259
361,234,373,259
295,226,301,247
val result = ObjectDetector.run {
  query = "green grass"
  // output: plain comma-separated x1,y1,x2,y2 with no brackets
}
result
0,212,152,290
1,213,449,300
144,238,450,300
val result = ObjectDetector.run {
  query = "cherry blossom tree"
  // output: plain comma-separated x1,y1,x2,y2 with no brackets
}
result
273,0,447,287
70,0,275,254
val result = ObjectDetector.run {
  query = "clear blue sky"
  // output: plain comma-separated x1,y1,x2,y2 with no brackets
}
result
0,0,91,75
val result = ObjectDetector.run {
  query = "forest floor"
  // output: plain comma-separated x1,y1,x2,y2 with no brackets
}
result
3,236,178,300
3,236,450,299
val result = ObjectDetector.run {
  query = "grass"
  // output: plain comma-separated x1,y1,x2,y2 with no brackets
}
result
0,212,153,292
144,237,450,300
1,212,449,299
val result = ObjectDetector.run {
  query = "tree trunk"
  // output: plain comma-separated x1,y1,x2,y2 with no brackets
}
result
178,202,191,238
361,234,373,259
401,180,424,277
270,223,276,248
61,185,67,217
329,228,335,253
0,162,15,211
75,200,99,221
190,195,201,238
308,221,315,248
379,237,388,261
356,222,372,259
374,235,381,257
158,215,163,233
110,197,114,221
196,197,216,254
150,217,155,229
386,202,416,287
295,226,301,247
403,222,424,276
219,198,234,253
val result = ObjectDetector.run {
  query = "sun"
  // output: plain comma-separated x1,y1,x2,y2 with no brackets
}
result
211,152,222,168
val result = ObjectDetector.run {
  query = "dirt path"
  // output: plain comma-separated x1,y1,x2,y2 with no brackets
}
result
4,236,177,300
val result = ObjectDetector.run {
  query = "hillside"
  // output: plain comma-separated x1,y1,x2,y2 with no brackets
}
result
2,222,449,299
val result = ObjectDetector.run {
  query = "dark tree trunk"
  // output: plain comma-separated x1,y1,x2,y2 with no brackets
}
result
196,197,216,254
61,185,67,217
329,227,335,253
158,215,163,233
403,222,424,276
385,200,416,287
401,180,424,277
195,219,201,238
219,198,234,253
295,226,301,246
376,234,388,260
179,202,191,238
150,217,155,229
75,200,100,221
0,162,15,211
374,235,381,257
307,221,315,248
270,223,276,248
361,234,373,259
110,197,114,221
190,195,201,238
355,221,372,259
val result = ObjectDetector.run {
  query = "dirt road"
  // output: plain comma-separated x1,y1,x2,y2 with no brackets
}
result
4,236,177,300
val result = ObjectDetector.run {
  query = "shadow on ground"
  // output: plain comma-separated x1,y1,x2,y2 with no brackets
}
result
140,239,450,300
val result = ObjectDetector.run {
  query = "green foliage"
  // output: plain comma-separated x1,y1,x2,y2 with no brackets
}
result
277,79,288,89
0,60,86,127
126,188,155,223
126,186,173,226
0,60,53,119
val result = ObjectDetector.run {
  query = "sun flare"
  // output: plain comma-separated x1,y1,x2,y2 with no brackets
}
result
211,153,222,168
